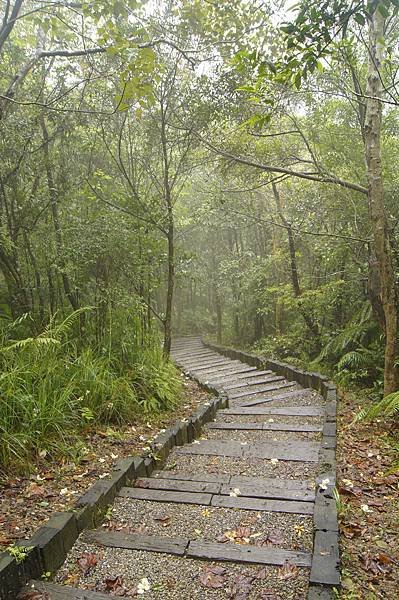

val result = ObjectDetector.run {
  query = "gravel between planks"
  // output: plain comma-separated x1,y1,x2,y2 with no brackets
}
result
55,540,310,599
215,414,324,426
201,429,321,443
165,451,319,480
108,498,314,551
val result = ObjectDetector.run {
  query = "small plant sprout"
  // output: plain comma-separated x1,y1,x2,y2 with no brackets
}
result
7,544,33,563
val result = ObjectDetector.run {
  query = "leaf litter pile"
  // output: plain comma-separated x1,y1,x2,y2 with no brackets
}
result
0,377,209,551
337,392,399,599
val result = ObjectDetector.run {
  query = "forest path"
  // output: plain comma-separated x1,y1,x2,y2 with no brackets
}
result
26,337,338,600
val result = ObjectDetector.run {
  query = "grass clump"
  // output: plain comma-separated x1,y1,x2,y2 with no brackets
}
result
0,309,181,473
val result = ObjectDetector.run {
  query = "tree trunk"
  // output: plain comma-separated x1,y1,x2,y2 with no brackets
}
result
163,222,174,358
272,183,319,337
364,9,399,395
40,117,80,313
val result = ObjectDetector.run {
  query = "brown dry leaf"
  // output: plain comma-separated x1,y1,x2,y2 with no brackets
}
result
103,575,127,596
256,531,284,547
199,566,227,589
77,551,98,574
153,514,171,527
229,574,254,599
277,562,298,580
255,568,268,580
135,479,150,488
19,591,50,600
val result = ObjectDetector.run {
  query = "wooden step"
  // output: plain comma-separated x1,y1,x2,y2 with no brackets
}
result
86,529,189,555
181,357,230,368
152,471,314,492
221,406,325,416
211,495,314,514
176,439,320,461
229,381,295,399
187,540,312,567
204,366,258,380
208,421,322,432
137,475,314,501
189,361,237,373
119,486,213,505
223,375,285,390
240,388,313,407
79,531,312,568
134,477,222,494
119,487,314,514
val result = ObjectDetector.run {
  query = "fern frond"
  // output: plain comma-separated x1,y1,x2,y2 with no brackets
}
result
356,391,399,421
1,337,60,352
337,351,365,371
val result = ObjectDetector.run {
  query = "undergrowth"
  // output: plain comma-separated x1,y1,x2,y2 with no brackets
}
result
0,309,181,474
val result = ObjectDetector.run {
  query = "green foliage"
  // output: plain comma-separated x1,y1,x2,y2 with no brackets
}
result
0,310,181,473
356,391,399,422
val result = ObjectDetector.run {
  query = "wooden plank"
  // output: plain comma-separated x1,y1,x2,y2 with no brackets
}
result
134,477,221,494
182,357,230,369
314,497,339,532
211,495,314,515
240,389,312,407
173,350,214,358
243,441,320,462
189,361,237,373
223,376,285,390
322,437,336,450
25,582,112,600
221,406,325,416
229,381,295,399
176,439,319,462
205,366,258,381
181,354,228,365
187,540,311,567
85,529,189,556
309,531,340,586
323,422,336,436
262,422,321,432
207,422,265,431
175,439,244,458
235,369,273,379
230,474,313,491
208,421,322,433
220,483,315,502
152,470,231,484
192,362,243,375
119,486,212,506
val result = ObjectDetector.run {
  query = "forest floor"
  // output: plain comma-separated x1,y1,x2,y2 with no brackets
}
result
337,391,399,599
0,376,210,552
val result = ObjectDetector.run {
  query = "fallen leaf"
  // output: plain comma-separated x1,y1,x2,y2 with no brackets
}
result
19,591,50,600
77,551,98,574
153,514,171,526
277,562,298,580
199,566,227,589
103,575,127,595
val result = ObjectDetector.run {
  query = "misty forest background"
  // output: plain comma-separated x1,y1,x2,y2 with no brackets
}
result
1,0,399,473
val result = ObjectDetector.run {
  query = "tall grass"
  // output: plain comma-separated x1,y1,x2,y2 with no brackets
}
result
0,309,181,473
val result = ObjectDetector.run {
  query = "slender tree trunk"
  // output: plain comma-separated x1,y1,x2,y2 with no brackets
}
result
364,9,399,395
40,117,80,313
272,183,319,337
163,220,174,358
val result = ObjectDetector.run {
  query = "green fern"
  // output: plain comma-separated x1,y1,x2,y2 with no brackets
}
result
337,351,365,371
355,391,399,422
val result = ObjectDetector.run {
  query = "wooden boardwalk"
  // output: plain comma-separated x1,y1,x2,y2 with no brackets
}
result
23,336,339,599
